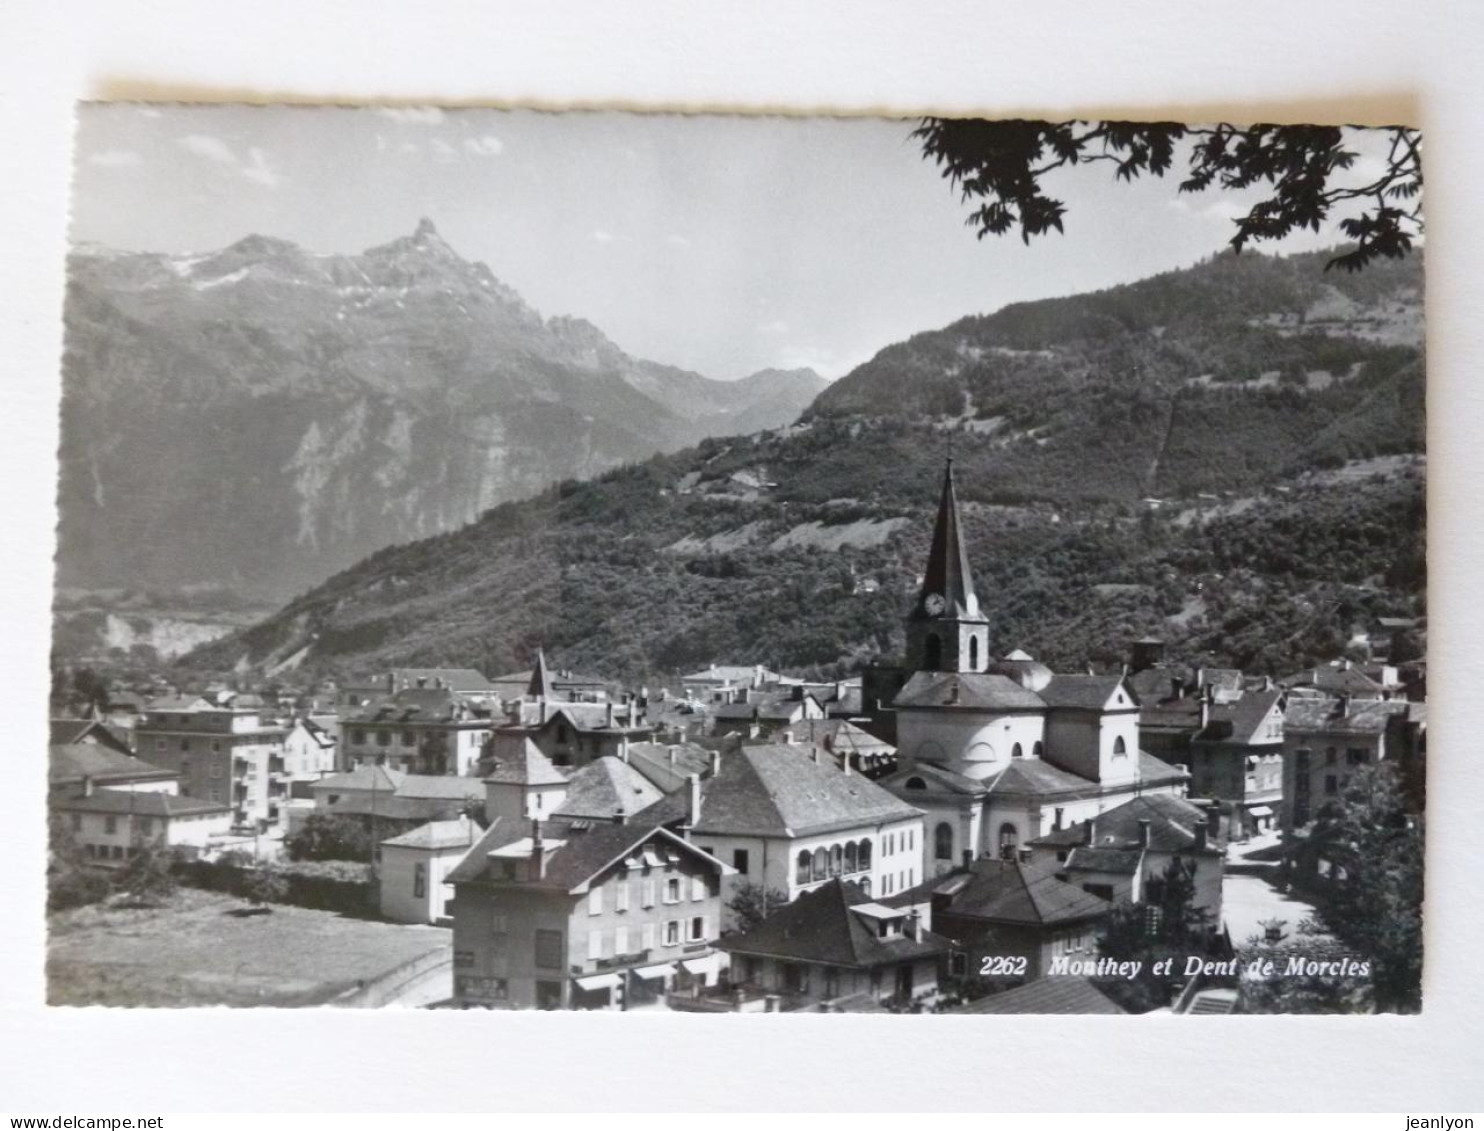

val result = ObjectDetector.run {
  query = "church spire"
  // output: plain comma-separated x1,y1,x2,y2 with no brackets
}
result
916,458,980,620
527,648,555,700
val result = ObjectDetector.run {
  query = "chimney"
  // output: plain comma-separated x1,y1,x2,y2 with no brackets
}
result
539,698,549,725
1200,686,1212,730
606,702,615,728
1138,818,1151,848
81,774,94,798
686,773,702,831
1018,846,1032,864
530,818,547,879
612,808,626,826
709,750,721,777
667,745,678,766
907,909,925,942
618,735,630,763
782,729,795,745
1194,820,1208,851
1053,807,1064,831
811,747,821,764
842,751,852,777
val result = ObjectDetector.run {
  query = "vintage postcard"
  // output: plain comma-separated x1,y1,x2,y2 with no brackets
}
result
48,104,1424,1015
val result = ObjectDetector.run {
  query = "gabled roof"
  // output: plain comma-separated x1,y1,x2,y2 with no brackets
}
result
553,757,665,820
49,743,177,787
392,775,486,801
639,744,920,839
679,664,775,685
951,976,1126,1015
983,757,1101,798
890,857,1110,927
893,671,1046,711
312,765,405,793
50,718,132,754
1196,688,1285,745
526,649,555,700
341,686,488,725
484,739,568,786
711,698,811,722
51,787,229,818
719,878,950,968
448,814,729,892
381,815,483,850
1039,675,1136,711
1281,664,1386,696
1030,792,1222,855
912,459,982,622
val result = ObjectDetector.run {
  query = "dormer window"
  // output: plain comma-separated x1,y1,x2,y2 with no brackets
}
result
905,776,927,790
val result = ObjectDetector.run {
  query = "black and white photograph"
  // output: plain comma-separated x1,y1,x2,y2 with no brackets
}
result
44,102,1428,1018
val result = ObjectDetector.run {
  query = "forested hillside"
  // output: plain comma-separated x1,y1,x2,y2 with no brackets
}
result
183,246,1425,686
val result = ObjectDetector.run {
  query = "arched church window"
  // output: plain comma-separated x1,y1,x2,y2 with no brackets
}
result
1113,735,1128,758
1033,741,1044,759
934,822,954,861
812,847,828,881
859,839,873,871
796,851,810,885
924,634,943,670
968,636,979,671
1011,743,1023,759
999,823,1019,860
845,841,858,873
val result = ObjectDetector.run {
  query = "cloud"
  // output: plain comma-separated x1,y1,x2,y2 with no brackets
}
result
758,319,790,335
177,134,238,164
430,138,460,163
376,106,445,125
463,134,504,157
591,229,630,244
241,148,281,188
664,233,693,247
175,134,281,189
87,149,143,168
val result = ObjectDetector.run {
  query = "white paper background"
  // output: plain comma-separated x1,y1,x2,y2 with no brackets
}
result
2,0,1482,1112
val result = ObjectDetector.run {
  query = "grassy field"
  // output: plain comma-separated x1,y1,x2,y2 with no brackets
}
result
47,888,451,1007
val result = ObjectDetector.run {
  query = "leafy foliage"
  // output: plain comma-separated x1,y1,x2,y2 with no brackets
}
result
1300,763,1424,1013
1236,917,1373,1014
284,814,375,863
1094,855,1222,1013
723,880,790,936
114,846,179,905
914,118,1423,272
242,864,289,907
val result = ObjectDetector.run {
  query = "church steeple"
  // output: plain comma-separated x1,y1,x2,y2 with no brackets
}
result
527,648,555,700
915,458,981,621
906,459,990,673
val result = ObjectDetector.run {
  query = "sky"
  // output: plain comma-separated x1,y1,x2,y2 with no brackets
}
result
70,105,1404,381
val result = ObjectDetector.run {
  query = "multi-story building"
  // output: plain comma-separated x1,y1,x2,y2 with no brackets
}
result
1185,687,1286,837
51,781,231,866
338,687,494,775
1281,694,1427,832
49,742,179,796
133,695,286,828
490,655,656,771
379,815,482,924
448,813,733,1010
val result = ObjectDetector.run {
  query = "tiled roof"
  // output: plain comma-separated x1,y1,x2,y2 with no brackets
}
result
1039,675,1133,711
791,718,896,760
1063,846,1143,875
893,671,1046,711
312,765,406,794
50,718,132,752
984,758,1100,798
484,739,568,786
1197,688,1284,745
1030,793,1222,855
890,857,1110,926
1282,665,1387,696
879,761,988,798
718,878,950,968
623,742,714,793
392,775,487,801
1127,665,1194,703
553,757,665,820
381,816,483,850
1284,696,1412,735
711,699,808,722
342,686,489,725
951,976,1126,1014
387,667,496,691
51,787,228,817
1137,751,1190,785
639,744,921,839
448,814,725,892
49,743,177,786
680,665,774,685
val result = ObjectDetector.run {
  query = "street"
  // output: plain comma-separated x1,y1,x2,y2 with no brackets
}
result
1220,831,1327,946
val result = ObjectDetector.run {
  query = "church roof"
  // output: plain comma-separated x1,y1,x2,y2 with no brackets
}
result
552,756,665,820
527,649,555,700
912,459,982,621
1038,675,1136,711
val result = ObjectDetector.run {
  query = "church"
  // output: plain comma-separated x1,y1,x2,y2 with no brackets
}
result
875,460,1189,880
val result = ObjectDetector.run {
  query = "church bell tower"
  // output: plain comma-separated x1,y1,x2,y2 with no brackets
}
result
906,459,991,674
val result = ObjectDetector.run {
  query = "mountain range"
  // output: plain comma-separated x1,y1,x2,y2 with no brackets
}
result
180,246,1426,686
56,219,827,602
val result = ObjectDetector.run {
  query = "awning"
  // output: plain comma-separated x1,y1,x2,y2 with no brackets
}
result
631,962,675,981
573,972,621,992
1247,805,1274,816
680,953,725,978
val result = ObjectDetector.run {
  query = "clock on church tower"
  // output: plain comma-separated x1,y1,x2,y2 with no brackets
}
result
907,460,991,674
